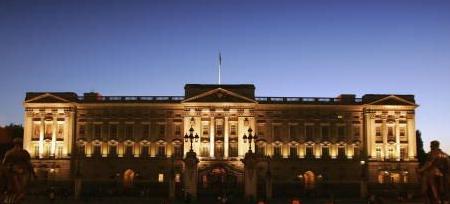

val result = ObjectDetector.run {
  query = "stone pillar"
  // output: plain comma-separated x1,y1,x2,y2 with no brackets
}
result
184,150,199,200
395,119,401,161
210,117,215,158
39,118,44,158
407,114,417,159
51,117,57,157
242,151,257,201
224,116,229,158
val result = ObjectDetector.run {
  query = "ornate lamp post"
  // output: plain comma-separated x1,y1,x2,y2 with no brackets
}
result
243,128,257,153
184,126,199,152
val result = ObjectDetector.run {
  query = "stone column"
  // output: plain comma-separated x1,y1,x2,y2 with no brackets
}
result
51,117,57,157
407,114,417,160
242,151,257,201
224,116,229,158
395,119,401,161
210,117,215,158
184,150,199,200
39,118,44,158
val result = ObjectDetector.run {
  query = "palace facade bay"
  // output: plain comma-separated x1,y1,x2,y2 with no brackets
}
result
23,84,419,197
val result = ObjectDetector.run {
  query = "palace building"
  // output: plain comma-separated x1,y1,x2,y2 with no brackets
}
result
23,84,419,197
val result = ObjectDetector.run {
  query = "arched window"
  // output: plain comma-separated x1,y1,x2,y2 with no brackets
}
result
123,169,135,188
304,171,316,190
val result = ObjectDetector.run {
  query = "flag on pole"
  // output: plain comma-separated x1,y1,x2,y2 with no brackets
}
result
218,52,222,84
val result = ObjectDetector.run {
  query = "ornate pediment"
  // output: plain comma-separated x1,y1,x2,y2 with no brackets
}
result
368,95,416,106
25,93,73,103
182,88,256,103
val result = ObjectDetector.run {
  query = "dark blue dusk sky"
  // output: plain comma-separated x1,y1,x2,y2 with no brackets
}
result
1,0,449,151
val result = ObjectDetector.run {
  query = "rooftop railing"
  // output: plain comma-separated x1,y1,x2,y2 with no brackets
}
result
77,95,362,104
255,97,363,104
77,96,185,102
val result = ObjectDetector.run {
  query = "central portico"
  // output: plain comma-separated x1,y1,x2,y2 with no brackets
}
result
182,84,258,160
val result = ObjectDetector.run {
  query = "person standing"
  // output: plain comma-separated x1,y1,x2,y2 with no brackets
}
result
417,140,449,204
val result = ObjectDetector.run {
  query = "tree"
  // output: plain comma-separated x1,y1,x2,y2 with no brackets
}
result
416,130,427,166
0,123,23,160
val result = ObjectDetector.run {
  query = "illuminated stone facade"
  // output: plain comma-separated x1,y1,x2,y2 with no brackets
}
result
23,84,419,195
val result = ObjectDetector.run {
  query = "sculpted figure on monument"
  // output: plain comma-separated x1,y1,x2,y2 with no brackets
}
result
417,140,449,204
1,138,35,204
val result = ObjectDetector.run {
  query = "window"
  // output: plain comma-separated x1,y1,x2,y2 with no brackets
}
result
376,147,382,160
174,145,183,158
93,124,102,140
57,124,64,140
230,124,237,137
32,122,41,140
142,124,150,139
158,173,164,183
354,146,360,158
109,145,117,157
289,125,298,141
79,124,86,138
229,141,238,157
375,126,382,137
158,124,165,138
257,124,265,138
174,125,181,137
202,124,209,137
306,146,314,159
216,120,223,137
93,145,101,157
200,142,209,157
337,146,345,159
400,147,407,160
110,124,118,140
322,146,330,159
125,145,133,157
94,124,101,140
34,145,39,158
44,123,53,140
387,147,394,160
57,146,63,158
273,125,282,139
125,124,133,140
290,146,298,158
387,126,394,137
306,126,314,141
140,146,149,157
273,145,282,158
337,126,345,141
321,126,329,141
215,141,224,158
157,144,166,157
353,126,360,138
255,143,265,156
400,127,407,142
375,126,383,142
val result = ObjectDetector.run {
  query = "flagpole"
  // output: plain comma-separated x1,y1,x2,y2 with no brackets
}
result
218,52,222,84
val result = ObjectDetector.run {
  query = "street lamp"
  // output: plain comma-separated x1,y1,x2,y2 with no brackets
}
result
243,128,257,152
184,126,199,152
360,160,368,198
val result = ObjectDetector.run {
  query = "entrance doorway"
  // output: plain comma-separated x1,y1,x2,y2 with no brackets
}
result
198,164,241,199
303,171,316,190
123,169,135,188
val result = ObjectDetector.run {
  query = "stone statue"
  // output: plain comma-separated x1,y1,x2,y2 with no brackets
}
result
1,138,36,204
417,140,449,204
